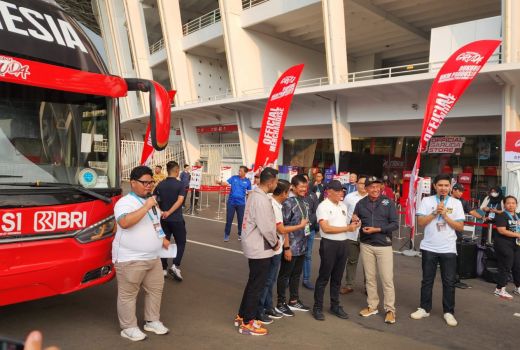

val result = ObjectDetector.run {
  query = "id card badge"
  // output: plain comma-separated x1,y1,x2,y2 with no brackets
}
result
152,216,165,239
436,221,447,232
304,224,311,236
488,212,496,219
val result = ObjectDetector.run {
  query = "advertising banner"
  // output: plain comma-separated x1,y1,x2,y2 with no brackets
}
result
505,131,520,162
189,166,203,189
219,166,232,181
427,136,465,154
253,64,304,172
405,40,501,240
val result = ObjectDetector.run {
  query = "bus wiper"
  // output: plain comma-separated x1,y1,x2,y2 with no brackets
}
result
3,182,113,204
0,175,23,178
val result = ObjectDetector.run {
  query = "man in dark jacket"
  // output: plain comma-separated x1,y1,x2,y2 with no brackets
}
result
353,176,399,324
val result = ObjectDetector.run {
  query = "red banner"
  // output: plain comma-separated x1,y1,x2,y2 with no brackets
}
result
253,64,304,172
405,40,501,239
140,123,154,165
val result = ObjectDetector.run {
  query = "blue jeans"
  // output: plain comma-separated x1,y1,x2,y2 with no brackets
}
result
303,230,316,282
224,202,245,239
257,253,282,315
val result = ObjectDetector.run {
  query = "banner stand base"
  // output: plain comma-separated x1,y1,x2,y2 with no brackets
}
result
402,249,421,257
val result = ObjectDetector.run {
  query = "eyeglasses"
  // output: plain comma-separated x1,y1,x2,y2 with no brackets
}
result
134,179,155,186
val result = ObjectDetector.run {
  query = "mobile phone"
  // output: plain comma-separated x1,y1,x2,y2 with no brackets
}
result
0,337,24,350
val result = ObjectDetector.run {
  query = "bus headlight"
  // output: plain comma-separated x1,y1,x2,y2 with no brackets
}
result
75,216,116,243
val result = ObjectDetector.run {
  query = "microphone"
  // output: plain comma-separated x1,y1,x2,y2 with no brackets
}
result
146,194,158,216
438,194,445,219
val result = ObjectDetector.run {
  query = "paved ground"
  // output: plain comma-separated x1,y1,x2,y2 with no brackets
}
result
1,192,520,349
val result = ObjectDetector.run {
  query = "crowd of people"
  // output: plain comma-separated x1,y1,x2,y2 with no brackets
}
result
108,163,520,340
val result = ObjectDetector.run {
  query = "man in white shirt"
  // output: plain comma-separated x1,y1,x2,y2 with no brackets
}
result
411,174,465,327
341,175,367,294
312,180,360,321
112,166,170,341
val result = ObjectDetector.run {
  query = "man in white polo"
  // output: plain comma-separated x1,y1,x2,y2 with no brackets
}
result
112,166,170,341
312,180,361,321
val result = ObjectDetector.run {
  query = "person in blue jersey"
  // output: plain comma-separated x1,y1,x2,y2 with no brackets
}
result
217,166,252,242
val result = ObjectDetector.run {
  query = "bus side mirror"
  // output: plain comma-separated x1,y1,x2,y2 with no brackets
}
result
125,78,174,151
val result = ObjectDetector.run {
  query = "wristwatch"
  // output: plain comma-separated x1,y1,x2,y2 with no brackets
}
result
283,246,290,251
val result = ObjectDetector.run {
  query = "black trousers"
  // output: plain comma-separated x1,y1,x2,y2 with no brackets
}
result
277,254,305,304
314,238,348,310
420,249,457,314
160,220,187,269
238,257,272,323
494,237,520,288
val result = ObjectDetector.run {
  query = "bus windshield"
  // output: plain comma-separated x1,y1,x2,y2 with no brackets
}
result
0,82,117,188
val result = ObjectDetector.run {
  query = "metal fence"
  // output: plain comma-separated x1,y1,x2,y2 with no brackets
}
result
120,140,185,181
242,0,270,10
182,8,221,36
345,52,502,83
199,143,242,185
149,38,165,55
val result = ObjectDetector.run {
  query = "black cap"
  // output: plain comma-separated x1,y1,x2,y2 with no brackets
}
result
452,183,465,191
365,176,383,187
326,180,343,191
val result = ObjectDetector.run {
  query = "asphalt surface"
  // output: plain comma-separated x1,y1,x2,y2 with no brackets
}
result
1,193,520,349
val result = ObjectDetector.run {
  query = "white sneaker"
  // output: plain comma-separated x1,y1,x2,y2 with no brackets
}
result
169,265,183,281
410,308,430,320
443,313,458,327
512,287,520,296
495,287,513,299
120,327,147,341
163,270,167,277
144,321,169,335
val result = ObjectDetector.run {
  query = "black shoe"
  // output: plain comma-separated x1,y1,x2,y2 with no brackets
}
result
302,280,315,290
312,308,325,321
256,313,273,325
288,300,310,312
275,303,295,317
265,308,283,319
330,306,349,319
454,281,470,289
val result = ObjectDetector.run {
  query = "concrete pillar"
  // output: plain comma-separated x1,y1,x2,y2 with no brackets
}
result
500,0,520,187
502,0,520,64
94,0,142,121
220,0,268,96
235,110,259,167
123,0,154,113
322,0,349,83
331,98,352,167
179,118,200,166
157,0,195,105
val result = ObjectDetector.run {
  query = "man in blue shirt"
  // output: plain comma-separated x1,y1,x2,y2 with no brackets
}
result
343,172,358,196
180,164,191,208
217,166,252,241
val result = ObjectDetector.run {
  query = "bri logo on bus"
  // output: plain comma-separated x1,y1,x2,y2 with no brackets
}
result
0,56,30,79
34,211,87,232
